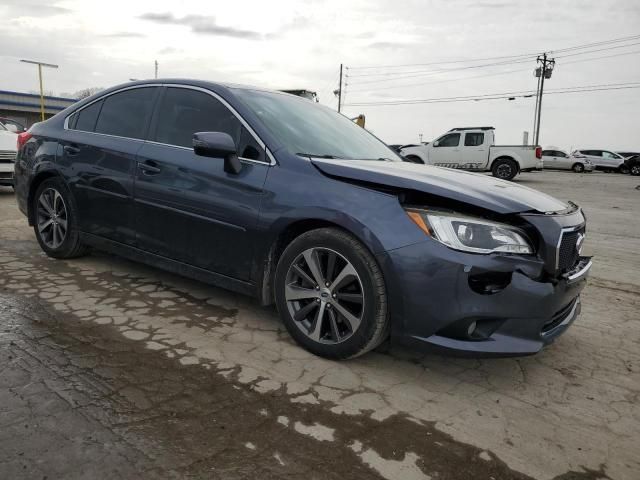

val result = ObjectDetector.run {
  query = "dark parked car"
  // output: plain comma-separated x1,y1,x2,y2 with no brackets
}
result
14,80,592,359
623,155,640,176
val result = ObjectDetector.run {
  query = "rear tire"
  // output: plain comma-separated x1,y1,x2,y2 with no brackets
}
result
274,228,389,359
491,158,518,181
572,163,585,173
32,177,89,259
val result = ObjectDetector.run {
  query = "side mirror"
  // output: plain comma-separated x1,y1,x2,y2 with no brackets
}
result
193,131,242,174
433,140,440,147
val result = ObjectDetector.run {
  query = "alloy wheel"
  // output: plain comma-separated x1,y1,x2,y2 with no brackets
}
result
496,163,512,179
284,247,364,344
36,188,68,249
631,165,640,175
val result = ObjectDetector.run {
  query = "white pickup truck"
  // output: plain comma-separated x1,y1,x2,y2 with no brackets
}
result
399,127,543,180
0,122,17,187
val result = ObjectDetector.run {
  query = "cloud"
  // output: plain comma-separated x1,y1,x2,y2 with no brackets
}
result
100,32,145,38
138,12,262,39
3,1,70,17
367,41,413,50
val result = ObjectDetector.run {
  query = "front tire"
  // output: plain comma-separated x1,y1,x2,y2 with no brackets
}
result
491,158,518,180
274,228,389,359
630,164,640,176
572,163,585,173
33,177,88,259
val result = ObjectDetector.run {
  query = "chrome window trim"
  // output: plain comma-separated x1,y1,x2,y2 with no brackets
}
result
63,83,275,166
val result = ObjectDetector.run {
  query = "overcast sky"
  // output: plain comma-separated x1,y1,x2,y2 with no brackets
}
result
2,0,639,150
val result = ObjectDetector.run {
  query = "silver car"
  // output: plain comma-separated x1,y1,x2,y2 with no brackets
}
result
571,149,628,173
541,149,594,173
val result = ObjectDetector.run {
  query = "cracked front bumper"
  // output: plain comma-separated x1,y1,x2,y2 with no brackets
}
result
378,239,590,356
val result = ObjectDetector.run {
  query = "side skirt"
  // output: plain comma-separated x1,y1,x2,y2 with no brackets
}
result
79,232,257,298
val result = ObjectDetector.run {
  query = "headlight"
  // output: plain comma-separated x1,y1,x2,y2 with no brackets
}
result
405,209,533,254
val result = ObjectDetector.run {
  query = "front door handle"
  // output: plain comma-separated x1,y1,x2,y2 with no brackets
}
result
138,161,161,175
64,145,80,155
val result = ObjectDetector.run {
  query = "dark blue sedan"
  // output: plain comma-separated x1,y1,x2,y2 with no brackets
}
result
13,79,592,359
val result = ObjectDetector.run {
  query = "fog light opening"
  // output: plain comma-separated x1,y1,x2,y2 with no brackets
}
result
467,320,477,337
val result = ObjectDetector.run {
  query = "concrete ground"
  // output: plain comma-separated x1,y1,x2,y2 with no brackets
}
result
0,170,638,480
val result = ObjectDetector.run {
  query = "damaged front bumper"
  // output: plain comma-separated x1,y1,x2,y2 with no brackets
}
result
378,239,591,356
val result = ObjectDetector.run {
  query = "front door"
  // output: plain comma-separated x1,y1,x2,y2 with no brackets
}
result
133,86,269,281
429,132,462,167
60,86,159,245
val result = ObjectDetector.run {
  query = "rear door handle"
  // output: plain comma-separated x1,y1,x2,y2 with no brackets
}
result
138,161,161,174
63,145,80,155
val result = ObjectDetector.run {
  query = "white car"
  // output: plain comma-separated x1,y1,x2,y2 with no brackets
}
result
570,149,628,173
0,122,18,187
400,127,543,181
541,149,594,173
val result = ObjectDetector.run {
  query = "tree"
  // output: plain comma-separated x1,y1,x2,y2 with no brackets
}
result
72,87,104,100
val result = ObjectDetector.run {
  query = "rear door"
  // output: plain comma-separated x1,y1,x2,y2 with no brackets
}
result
133,86,270,281
61,86,159,245
459,132,486,169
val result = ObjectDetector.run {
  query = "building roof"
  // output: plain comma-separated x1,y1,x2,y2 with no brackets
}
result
0,90,78,115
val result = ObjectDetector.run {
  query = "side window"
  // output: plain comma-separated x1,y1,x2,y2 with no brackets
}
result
94,87,157,139
602,151,619,159
556,151,567,158
464,132,484,146
70,100,103,132
436,133,460,147
541,150,552,156
153,87,265,161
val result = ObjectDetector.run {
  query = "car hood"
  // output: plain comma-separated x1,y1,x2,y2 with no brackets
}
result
311,159,568,214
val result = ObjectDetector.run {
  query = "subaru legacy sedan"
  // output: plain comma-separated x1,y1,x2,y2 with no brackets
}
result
14,80,592,359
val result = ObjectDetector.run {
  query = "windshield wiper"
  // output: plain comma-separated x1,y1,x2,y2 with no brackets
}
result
296,153,339,159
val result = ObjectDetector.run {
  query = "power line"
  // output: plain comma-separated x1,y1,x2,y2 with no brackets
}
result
347,33,640,72
554,41,640,59
343,83,640,107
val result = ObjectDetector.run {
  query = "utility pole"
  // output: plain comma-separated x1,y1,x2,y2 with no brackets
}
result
419,133,423,143
534,53,554,146
154,60,158,79
532,67,542,144
20,59,59,122
338,63,343,113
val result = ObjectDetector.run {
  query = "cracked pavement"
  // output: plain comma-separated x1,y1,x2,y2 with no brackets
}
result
0,170,638,479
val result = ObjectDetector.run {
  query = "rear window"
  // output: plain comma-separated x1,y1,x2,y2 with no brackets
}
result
464,132,484,146
71,100,103,132
94,87,157,139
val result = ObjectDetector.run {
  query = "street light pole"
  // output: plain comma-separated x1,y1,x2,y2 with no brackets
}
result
20,59,59,122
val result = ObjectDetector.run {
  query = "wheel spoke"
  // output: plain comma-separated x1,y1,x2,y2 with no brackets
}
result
327,309,341,342
292,264,316,287
38,218,53,233
330,262,357,291
39,194,54,216
308,302,327,341
336,292,363,304
286,284,319,301
57,217,68,231
52,223,59,247
302,249,325,287
293,300,318,322
331,300,361,333
326,251,336,282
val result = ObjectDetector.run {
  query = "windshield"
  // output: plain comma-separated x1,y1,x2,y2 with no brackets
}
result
0,122,7,131
233,88,400,161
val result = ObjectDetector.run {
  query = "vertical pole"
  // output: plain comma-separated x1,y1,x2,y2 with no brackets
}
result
338,63,343,113
38,63,45,122
534,53,547,146
532,70,541,144
155,60,158,79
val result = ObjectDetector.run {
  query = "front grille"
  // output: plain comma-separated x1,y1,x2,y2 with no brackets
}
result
0,172,13,180
557,228,583,272
0,150,16,162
